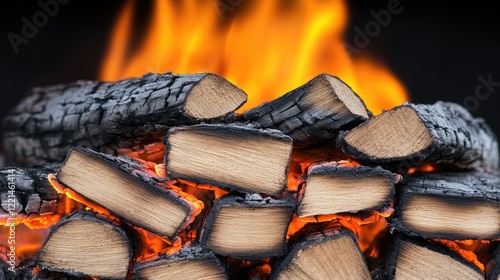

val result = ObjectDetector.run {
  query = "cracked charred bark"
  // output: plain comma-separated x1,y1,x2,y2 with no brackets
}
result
338,102,499,171
3,73,247,165
0,165,60,220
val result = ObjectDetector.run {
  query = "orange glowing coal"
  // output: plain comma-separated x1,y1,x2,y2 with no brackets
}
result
100,0,408,115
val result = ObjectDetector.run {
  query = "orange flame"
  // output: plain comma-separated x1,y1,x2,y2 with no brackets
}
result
100,0,408,114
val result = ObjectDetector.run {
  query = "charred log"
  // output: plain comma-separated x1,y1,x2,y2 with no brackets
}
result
241,73,371,146
3,73,247,165
35,209,133,279
338,102,499,172
391,172,500,240
383,234,484,280
0,165,59,221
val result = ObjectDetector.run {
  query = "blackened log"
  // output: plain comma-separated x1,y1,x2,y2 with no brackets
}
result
391,172,500,240
241,73,371,146
0,259,15,280
3,72,247,165
0,165,60,221
200,193,295,259
56,147,201,240
297,161,399,218
271,226,371,280
134,244,228,280
164,123,293,195
487,243,500,280
36,209,133,279
383,234,484,280
15,262,94,280
338,102,499,172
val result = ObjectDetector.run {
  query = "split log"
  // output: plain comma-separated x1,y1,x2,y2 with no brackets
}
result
134,244,228,280
200,194,295,259
338,102,499,171
383,235,484,280
36,209,133,279
271,226,371,280
241,73,371,146
297,161,399,218
3,72,247,165
391,172,500,240
487,243,500,280
0,165,60,221
165,124,293,195
57,147,201,240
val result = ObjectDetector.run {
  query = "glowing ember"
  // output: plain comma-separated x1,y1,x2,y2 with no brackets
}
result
100,0,408,114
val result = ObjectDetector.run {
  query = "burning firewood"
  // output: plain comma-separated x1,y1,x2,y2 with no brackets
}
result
382,235,484,280
164,124,293,195
2,73,247,165
199,194,295,259
56,147,201,239
0,165,59,220
134,244,228,280
391,172,500,240
242,73,371,146
271,226,371,280
297,161,399,218
487,243,500,280
338,102,499,171
35,209,133,279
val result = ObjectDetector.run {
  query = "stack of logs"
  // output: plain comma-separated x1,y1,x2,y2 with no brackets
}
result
0,72,499,280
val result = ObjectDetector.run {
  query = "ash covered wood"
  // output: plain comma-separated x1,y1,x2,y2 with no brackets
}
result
3,73,247,165
242,73,371,146
134,244,227,280
165,123,293,195
0,165,60,220
338,102,499,171
297,161,399,218
383,234,484,280
57,147,199,240
391,172,500,240
200,194,295,259
36,209,133,279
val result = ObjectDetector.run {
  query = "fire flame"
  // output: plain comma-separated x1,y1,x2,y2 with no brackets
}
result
100,0,408,114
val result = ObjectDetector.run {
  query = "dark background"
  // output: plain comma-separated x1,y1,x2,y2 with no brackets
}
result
1,0,499,155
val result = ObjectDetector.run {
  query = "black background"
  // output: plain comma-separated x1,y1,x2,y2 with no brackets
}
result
1,0,499,155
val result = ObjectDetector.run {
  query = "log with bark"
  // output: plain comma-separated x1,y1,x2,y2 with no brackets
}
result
297,161,399,218
36,209,133,279
338,102,499,171
56,147,201,240
382,234,484,280
134,244,228,280
200,194,295,259
272,226,371,280
390,172,500,240
164,124,293,195
241,73,371,146
0,165,60,221
3,73,247,165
